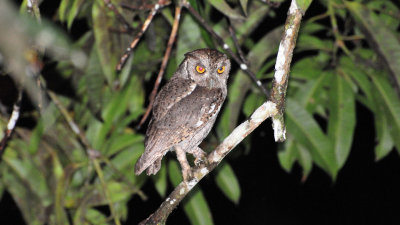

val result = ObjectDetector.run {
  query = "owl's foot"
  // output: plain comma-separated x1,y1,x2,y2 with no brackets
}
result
182,167,193,182
176,146,193,182
194,155,207,167
189,147,207,167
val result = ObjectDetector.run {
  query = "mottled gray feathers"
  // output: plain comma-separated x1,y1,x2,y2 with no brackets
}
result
135,49,231,176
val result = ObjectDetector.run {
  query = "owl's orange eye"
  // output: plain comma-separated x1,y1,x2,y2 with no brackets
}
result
217,66,225,74
196,65,205,74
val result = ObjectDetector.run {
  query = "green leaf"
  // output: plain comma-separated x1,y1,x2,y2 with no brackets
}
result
340,58,374,110
168,161,214,225
296,0,313,13
291,57,325,80
106,133,144,156
177,14,207,63
346,1,400,92
28,120,44,154
374,109,394,161
90,76,140,149
92,0,120,84
2,163,45,225
243,92,264,117
109,142,144,173
58,0,73,22
297,34,333,51
152,161,167,197
300,22,326,34
235,2,271,40
67,0,86,29
370,74,400,154
218,71,251,137
239,0,248,15
247,26,282,70
184,187,214,225
278,138,297,172
126,74,145,120
327,74,356,169
207,0,245,20
286,99,337,178
296,143,313,178
366,1,400,30
85,47,104,119
218,26,282,137
215,162,241,204
85,209,108,225
3,156,51,206
106,181,132,203
168,160,182,186
293,71,331,112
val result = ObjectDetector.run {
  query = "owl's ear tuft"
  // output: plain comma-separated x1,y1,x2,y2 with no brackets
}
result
184,52,195,59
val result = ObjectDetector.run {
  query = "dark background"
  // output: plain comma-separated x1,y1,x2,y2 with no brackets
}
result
126,103,400,225
1,1,400,225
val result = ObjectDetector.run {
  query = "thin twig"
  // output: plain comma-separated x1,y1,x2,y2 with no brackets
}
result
120,2,160,11
136,5,182,129
228,22,247,64
328,1,354,59
104,0,135,34
108,27,132,34
183,3,270,97
260,0,282,8
0,89,22,159
116,0,171,71
28,0,41,22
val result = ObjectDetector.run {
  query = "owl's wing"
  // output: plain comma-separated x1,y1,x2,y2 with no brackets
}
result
152,77,197,121
135,86,225,175
155,87,225,129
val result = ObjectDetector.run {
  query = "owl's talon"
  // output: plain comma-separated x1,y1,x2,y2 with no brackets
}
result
194,156,207,167
190,147,207,167
182,168,193,182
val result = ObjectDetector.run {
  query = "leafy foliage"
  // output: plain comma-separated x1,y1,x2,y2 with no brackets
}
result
0,0,399,224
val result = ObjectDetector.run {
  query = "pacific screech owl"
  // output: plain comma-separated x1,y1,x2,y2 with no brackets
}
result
135,48,231,181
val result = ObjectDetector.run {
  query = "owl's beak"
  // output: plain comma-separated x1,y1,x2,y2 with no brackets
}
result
208,79,214,88
209,77,218,88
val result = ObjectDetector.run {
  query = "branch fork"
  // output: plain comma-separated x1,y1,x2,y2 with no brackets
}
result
138,0,304,223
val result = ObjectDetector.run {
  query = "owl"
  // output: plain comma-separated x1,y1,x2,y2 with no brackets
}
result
135,48,231,181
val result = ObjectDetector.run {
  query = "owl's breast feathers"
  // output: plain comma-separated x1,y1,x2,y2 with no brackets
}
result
135,79,226,175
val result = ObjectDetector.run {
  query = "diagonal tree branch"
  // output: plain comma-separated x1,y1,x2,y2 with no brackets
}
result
140,101,278,225
139,0,304,224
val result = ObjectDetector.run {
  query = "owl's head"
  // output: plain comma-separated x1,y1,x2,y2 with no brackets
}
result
177,49,231,89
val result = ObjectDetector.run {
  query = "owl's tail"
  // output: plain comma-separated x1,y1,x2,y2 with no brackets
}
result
135,156,162,175
135,119,169,176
